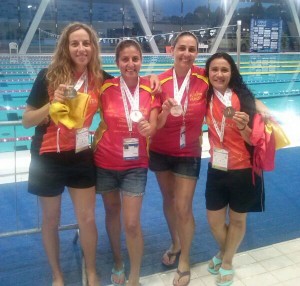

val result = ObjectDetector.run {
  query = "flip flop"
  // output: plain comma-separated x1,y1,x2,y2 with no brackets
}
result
161,249,181,267
207,255,222,275
173,269,191,286
111,263,126,286
216,267,234,286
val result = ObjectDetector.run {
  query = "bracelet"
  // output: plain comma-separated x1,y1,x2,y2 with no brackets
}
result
238,124,247,131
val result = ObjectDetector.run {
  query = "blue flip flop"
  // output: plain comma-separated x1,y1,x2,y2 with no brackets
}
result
207,256,222,275
216,267,234,286
111,263,126,286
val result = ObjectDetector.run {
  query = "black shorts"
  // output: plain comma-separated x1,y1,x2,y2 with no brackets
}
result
205,163,265,213
149,150,201,179
28,149,96,197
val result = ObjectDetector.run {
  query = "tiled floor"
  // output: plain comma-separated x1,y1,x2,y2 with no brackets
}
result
1,131,300,286
133,238,300,286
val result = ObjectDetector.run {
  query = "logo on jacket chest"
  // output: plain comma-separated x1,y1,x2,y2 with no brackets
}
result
190,91,203,102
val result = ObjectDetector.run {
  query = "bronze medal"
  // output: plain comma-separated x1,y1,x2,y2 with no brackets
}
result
223,106,235,118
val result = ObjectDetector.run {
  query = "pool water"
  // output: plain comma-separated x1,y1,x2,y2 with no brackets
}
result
0,53,299,152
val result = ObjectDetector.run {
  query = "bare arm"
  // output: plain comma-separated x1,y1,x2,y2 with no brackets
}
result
22,103,50,128
255,99,271,117
137,107,159,137
22,84,67,128
144,74,161,94
157,98,177,129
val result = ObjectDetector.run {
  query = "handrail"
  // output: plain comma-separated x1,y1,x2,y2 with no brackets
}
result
0,119,80,238
0,120,23,126
0,120,22,183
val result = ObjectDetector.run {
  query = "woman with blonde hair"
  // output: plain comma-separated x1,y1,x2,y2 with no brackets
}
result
22,22,112,286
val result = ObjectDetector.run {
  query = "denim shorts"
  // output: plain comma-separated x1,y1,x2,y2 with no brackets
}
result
96,167,148,197
149,150,201,179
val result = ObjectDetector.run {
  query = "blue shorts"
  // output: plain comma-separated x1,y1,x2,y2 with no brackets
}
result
96,167,147,197
28,149,96,197
149,150,201,179
205,163,265,213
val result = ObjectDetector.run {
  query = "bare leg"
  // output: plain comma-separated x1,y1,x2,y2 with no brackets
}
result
69,187,99,286
122,195,143,286
222,210,247,269
173,177,197,286
155,171,181,261
207,208,247,283
39,196,64,286
102,191,125,285
207,207,228,255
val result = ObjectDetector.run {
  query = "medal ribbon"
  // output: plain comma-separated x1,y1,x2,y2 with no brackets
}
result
120,76,140,132
214,88,232,107
74,69,88,93
210,89,232,143
173,68,191,114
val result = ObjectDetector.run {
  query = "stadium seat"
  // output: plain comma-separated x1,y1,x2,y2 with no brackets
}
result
9,42,18,54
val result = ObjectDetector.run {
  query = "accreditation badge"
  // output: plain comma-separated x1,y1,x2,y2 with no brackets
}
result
212,148,228,171
123,138,139,160
75,127,89,153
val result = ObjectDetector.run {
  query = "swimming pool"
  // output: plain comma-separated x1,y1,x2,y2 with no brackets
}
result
0,53,299,152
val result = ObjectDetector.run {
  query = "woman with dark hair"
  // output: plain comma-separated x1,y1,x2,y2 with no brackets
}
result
205,52,264,286
149,31,209,286
93,39,160,286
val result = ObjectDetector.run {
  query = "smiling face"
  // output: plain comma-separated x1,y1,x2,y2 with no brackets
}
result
208,57,232,95
172,34,198,76
68,28,92,72
116,45,142,86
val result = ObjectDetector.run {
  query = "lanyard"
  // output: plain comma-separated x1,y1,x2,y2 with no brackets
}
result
214,88,232,107
120,76,140,132
74,70,88,93
210,89,232,143
173,68,191,114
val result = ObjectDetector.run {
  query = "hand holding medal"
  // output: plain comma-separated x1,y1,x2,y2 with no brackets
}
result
64,85,78,99
130,110,144,123
170,103,183,117
161,98,178,116
223,106,235,118
171,68,191,117
233,111,249,130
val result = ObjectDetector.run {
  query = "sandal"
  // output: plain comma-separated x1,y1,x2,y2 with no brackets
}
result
111,263,126,286
207,256,222,275
173,269,191,286
216,267,234,286
161,249,181,267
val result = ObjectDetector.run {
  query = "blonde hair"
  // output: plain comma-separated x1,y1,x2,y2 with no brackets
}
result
46,22,103,90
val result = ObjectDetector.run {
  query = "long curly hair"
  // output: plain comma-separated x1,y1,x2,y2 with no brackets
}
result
46,22,103,91
205,52,256,127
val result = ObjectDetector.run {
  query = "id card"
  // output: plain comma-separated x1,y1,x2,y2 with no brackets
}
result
123,138,139,160
212,148,228,171
180,125,186,149
75,127,89,153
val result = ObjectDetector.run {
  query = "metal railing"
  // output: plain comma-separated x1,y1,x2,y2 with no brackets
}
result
0,119,87,285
